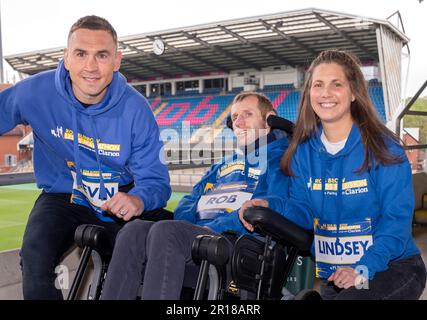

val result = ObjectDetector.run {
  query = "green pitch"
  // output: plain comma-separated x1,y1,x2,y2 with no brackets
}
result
0,184,41,252
0,183,187,252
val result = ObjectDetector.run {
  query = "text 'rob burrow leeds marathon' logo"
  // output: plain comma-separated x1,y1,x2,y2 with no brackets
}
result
50,126,121,157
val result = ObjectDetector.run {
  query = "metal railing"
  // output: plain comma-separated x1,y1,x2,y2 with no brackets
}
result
396,80,427,173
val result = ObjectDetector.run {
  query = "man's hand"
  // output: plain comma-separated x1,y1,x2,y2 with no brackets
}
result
238,199,269,232
328,267,367,289
101,192,144,221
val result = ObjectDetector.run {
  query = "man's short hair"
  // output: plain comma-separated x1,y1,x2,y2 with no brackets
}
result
232,91,277,119
68,15,118,45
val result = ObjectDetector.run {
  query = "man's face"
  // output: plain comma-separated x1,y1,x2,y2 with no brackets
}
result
230,95,269,146
64,28,122,104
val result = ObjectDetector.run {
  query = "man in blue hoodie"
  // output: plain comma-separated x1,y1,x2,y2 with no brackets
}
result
0,16,171,299
100,92,290,299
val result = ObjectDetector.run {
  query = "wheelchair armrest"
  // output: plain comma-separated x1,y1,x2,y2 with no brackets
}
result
74,224,114,258
243,206,313,252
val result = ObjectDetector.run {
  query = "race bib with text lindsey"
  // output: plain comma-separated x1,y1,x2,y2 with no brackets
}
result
314,218,373,279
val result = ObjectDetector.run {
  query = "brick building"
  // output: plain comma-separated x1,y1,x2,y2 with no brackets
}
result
0,84,33,173
403,128,422,172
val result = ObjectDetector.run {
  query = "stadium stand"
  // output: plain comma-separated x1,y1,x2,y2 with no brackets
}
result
147,82,387,143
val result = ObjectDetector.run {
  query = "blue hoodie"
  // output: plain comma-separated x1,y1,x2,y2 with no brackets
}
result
0,61,171,221
266,124,420,280
174,129,289,235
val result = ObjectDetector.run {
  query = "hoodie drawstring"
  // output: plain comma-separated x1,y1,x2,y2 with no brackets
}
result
71,108,107,201
71,108,83,189
320,156,326,223
90,116,107,200
335,157,345,244
320,149,345,244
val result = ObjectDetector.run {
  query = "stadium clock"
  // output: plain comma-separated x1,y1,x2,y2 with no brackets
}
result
153,38,165,55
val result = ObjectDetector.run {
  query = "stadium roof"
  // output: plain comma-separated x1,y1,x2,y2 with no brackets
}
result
5,8,409,82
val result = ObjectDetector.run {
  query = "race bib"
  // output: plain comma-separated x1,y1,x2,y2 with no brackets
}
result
314,218,373,279
71,171,119,208
197,191,253,213
68,162,120,222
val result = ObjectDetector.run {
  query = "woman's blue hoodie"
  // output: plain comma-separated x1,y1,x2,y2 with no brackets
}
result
266,124,420,280
0,61,171,221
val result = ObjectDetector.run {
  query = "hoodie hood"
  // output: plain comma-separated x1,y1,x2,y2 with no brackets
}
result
309,123,361,159
237,128,288,156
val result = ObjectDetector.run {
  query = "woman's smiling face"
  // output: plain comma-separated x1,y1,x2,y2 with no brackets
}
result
310,62,355,127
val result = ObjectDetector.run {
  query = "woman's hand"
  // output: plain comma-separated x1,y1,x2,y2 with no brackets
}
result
328,267,367,289
238,199,269,232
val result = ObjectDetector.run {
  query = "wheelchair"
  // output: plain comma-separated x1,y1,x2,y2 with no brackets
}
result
67,206,320,300
191,206,321,300
66,115,321,300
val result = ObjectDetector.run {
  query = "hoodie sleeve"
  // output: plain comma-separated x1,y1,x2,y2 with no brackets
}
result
0,84,27,134
356,150,415,280
202,211,248,235
173,164,219,223
265,154,314,230
126,104,171,211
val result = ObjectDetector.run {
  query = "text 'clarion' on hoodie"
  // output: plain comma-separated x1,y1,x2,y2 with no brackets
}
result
0,60,171,222
173,129,289,235
265,124,420,280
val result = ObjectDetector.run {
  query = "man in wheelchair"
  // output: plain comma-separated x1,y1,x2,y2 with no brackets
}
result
98,91,295,299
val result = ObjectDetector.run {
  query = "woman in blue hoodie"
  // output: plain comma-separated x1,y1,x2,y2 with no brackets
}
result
240,50,426,300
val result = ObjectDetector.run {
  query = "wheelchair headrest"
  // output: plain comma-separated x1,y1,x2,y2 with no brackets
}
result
226,114,294,136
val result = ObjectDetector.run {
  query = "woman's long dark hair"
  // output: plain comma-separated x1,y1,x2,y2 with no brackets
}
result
281,49,402,176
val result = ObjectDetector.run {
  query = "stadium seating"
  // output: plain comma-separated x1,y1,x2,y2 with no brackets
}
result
368,85,387,122
150,95,234,142
147,82,387,143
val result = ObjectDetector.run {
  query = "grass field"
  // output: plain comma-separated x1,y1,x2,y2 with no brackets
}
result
0,183,186,252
